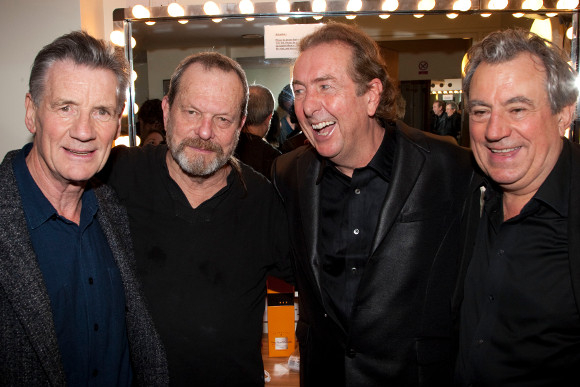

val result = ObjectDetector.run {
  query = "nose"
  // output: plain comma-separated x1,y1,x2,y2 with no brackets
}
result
69,111,96,142
485,110,511,142
195,115,214,140
300,90,321,118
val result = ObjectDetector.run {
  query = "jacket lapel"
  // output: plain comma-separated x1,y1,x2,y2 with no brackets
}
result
0,160,65,385
566,141,580,315
370,124,427,254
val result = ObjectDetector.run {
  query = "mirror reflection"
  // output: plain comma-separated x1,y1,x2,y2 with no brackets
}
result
120,11,576,147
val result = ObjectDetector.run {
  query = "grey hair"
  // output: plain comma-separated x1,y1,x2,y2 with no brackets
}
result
29,30,129,115
463,28,578,114
166,51,249,121
446,101,458,111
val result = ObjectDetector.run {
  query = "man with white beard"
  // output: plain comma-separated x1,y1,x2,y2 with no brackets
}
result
99,52,293,386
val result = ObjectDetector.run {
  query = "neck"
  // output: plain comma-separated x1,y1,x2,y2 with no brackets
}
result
334,121,385,178
165,150,230,209
25,151,85,225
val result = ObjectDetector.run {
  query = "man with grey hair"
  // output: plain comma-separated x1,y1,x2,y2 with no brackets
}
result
0,31,168,385
100,52,292,385
456,28,580,385
235,84,281,177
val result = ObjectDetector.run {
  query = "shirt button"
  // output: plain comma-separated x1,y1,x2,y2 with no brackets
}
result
88,277,94,285
352,267,357,274
346,348,356,358
354,188,361,195
477,339,484,346
488,294,494,301
498,249,504,256
353,228,360,235
94,323,99,331
324,313,328,318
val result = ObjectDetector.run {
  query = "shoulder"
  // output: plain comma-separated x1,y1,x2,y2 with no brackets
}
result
274,144,317,175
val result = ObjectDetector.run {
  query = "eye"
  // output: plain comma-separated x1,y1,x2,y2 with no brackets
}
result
293,87,304,98
56,104,77,118
93,108,113,122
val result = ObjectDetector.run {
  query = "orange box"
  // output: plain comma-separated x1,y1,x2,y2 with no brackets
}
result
267,277,295,357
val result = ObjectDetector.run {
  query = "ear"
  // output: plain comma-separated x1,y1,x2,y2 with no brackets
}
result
366,78,383,117
162,96,171,132
115,103,125,139
557,103,576,136
24,94,37,135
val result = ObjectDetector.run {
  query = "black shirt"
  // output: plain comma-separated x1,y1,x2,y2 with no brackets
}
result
100,145,292,386
234,132,281,178
457,140,580,386
318,124,395,328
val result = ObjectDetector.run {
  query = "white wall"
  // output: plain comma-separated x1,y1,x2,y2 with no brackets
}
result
0,0,83,157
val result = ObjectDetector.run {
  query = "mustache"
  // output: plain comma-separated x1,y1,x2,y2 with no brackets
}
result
179,137,223,154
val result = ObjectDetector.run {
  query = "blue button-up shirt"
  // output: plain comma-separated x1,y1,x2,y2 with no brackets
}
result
13,143,132,386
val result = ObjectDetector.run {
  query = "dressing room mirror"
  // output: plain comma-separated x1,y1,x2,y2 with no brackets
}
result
113,1,579,145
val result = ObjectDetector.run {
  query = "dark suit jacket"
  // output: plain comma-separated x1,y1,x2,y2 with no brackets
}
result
272,121,477,386
0,149,169,386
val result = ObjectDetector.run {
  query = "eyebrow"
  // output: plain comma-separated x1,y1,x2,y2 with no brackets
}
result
292,75,336,87
467,96,534,110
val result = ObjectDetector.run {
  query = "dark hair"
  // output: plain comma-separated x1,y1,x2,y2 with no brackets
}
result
446,101,458,111
166,51,248,120
433,100,445,110
277,84,294,113
299,22,399,122
246,85,275,126
463,28,578,114
138,98,163,123
29,30,129,114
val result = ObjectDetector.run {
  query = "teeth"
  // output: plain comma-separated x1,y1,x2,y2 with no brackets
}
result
491,147,520,153
312,121,335,130
69,149,91,155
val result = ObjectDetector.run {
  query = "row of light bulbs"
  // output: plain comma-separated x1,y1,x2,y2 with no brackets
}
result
129,0,579,20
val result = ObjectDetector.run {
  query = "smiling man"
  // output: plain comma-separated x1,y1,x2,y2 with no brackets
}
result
272,22,475,386
99,52,292,386
456,29,580,386
0,31,168,385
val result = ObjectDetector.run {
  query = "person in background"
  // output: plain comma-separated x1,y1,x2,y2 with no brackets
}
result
141,128,165,146
234,84,281,177
277,84,297,145
443,100,461,143
456,28,580,386
272,22,475,386
137,98,164,141
0,31,168,386
99,51,293,386
431,100,447,135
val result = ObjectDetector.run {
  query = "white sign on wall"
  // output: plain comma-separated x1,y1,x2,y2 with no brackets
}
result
264,24,323,59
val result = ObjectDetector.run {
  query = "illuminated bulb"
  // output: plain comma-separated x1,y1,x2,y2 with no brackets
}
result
522,0,543,10
279,16,289,20
512,12,524,17
246,17,255,21
276,0,291,13
145,21,156,25
347,0,363,11
417,0,435,11
313,15,323,19
239,0,255,14
567,26,575,39
312,0,327,13
530,18,552,41
488,0,508,9
346,14,357,19
379,14,390,18
382,0,399,11
480,12,491,16
212,18,222,23
557,0,579,8
132,4,150,18
447,12,459,18
114,136,141,147
414,13,425,17
168,2,185,17
131,70,138,82
204,1,221,15
178,19,189,24
453,0,471,11
546,12,557,16
122,103,140,117
110,30,125,46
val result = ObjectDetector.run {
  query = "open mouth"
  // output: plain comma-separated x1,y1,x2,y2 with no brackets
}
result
311,121,336,137
66,148,93,156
